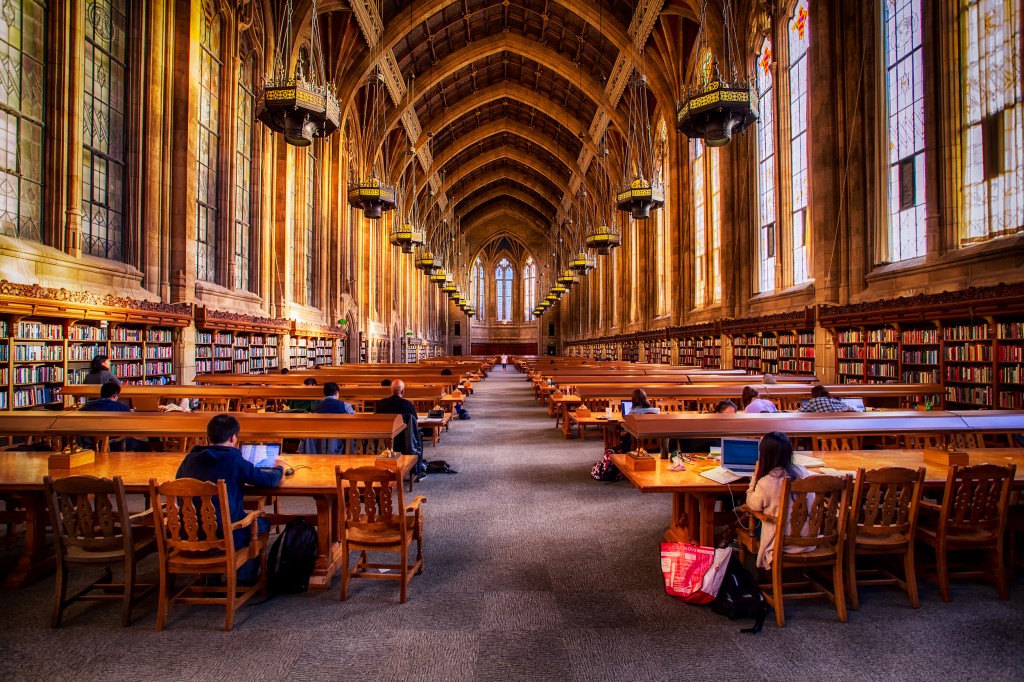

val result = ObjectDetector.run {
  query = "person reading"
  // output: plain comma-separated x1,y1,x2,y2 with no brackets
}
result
177,414,285,584
742,386,778,413
798,385,857,413
84,354,120,388
376,380,424,479
313,382,355,414
287,377,319,412
78,381,151,451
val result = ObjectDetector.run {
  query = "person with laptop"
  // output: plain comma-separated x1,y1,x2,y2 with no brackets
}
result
177,414,286,584
741,432,815,570
798,385,857,413
741,386,778,413
628,389,660,415
313,382,356,414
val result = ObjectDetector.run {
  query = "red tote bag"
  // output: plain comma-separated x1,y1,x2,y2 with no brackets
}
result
660,542,732,604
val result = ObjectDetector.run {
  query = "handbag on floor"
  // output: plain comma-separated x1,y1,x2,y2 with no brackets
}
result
659,542,731,604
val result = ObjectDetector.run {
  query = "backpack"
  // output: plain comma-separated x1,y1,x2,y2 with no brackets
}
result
710,555,767,633
426,460,458,474
267,519,319,594
455,404,471,420
591,450,625,482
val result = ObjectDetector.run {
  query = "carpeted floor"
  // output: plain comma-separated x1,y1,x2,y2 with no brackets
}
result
1,370,1022,681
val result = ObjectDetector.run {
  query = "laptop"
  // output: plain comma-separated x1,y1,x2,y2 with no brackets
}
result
620,400,633,416
699,437,760,484
240,442,281,468
840,397,866,412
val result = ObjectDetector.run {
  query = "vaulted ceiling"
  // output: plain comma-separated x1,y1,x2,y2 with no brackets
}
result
295,0,707,263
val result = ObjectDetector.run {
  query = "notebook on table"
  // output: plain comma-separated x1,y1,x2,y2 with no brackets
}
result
699,437,760,484
240,442,281,468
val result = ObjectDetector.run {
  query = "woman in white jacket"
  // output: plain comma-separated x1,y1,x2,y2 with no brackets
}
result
744,432,814,570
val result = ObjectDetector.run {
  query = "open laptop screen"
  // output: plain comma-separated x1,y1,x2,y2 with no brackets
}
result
620,400,633,416
840,397,865,411
721,438,759,475
240,442,281,468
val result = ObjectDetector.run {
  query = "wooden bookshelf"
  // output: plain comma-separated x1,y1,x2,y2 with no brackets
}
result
194,307,288,376
731,332,763,374
289,321,346,369
0,281,191,411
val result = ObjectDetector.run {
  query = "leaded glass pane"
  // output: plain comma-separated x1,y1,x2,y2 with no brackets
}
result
0,0,44,242
305,151,316,306
523,258,536,319
960,0,1023,245
196,12,221,282
789,0,811,284
691,139,706,309
234,57,253,290
756,38,776,292
496,258,513,323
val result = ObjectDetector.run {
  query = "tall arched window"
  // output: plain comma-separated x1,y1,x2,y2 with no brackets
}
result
234,53,254,290
655,120,668,314
83,0,127,261
196,11,221,282
495,258,513,323
629,216,639,321
0,0,45,243
756,37,776,292
960,0,1023,245
305,149,316,307
789,0,811,284
473,257,485,321
522,256,536,319
691,139,721,308
884,0,926,261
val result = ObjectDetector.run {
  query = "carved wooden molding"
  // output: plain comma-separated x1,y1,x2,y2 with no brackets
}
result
0,280,192,326
721,308,816,334
195,306,290,334
818,282,1024,327
668,321,721,337
291,320,348,340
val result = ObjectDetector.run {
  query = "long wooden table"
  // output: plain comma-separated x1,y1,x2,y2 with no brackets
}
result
0,412,406,452
613,448,1024,547
0,451,416,591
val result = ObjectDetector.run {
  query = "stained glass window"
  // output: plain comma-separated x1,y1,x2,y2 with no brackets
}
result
82,0,126,261
756,37,777,292
960,0,1023,244
691,139,721,307
523,256,536,320
789,0,811,284
495,257,513,323
474,258,485,321
0,0,45,242
196,12,221,282
234,55,253,290
305,150,316,307
883,0,927,261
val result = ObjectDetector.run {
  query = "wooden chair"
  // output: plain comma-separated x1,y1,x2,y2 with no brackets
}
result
237,398,266,413
149,477,269,631
43,475,157,627
349,438,391,455
846,467,925,609
741,474,852,627
949,432,985,449
196,398,231,413
901,433,945,449
336,465,426,603
814,435,862,452
916,463,1015,602
655,400,688,413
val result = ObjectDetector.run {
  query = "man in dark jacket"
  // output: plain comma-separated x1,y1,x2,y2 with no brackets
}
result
177,414,285,582
375,380,417,416
79,381,149,451
376,380,425,478
313,382,356,414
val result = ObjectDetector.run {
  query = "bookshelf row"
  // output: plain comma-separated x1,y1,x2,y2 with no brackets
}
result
731,330,815,376
194,331,281,375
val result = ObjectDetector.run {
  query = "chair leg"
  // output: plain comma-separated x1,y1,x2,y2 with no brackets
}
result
772,565,785,627
156,566,170,632
993,541,1009,600
122,557,136,627
936,543,952,603
51,559,68,628
339,546,350,601
400,546,408,604
224,570,236,632
847,545,859,611
833,561,848,623
904,545,920,609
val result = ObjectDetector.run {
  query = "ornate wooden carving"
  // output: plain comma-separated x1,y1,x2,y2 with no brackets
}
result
818,282,1024,326
291,320,348,340
195,306,290,334
721,308,815,333
0,280,192,326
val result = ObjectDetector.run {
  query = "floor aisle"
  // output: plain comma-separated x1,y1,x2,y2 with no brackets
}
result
1,370,1022,681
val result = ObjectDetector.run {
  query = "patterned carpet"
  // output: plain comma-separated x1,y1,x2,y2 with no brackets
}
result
1,369,1022,681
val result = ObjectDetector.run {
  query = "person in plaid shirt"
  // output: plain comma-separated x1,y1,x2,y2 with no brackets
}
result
798,385,857,413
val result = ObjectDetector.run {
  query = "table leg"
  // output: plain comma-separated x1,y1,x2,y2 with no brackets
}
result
665,492,690,542
307,494,343,592
2,492,53,589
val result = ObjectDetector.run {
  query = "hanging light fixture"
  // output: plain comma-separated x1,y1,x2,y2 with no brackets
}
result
586,134,621,254
391,81,426,252
414,248,436,273
569,251,596,274
676,0,758,146
257,0,339,145
617,64,665,220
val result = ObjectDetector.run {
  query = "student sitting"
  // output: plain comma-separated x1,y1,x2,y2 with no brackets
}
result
78,381,149,452
742,386,778,413
629,389,661,415
742,432,814,570
313,382,356,414
287,377,319,412
177,415,285,584
798,385,856,413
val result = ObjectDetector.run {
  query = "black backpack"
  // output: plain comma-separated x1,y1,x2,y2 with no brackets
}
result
711,555,767,633
426,460,458,474
591,450,625,483
267,519,319,594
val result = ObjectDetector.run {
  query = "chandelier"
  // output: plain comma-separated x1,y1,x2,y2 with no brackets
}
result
587,135,622,253
676,0,758,146
257,0,339,146
414,248,436,273
428,267,448,283
617,68,664,220
569,251,596,274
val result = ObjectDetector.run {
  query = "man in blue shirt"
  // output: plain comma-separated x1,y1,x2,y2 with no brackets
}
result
79,381,149,451
313,382,356,414
177,414,285,583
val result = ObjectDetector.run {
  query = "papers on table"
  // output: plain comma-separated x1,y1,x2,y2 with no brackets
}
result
818,467,857,477
699,466,746,485
793,452,825,467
